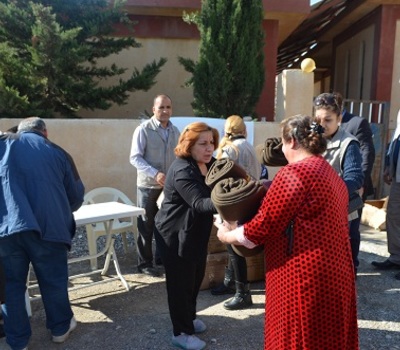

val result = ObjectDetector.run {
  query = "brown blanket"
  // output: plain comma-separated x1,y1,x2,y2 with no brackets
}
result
255,137,288,167
211,178,267,257
211,177,267,224
206,158,248,189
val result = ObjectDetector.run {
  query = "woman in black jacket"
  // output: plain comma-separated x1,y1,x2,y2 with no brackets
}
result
155,122,219,350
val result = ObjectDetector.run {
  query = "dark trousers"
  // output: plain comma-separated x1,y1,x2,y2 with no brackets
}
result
0,261,5,303
136,187,163,269
226,244,248,283
155,229,206,336
0,231,73,350
349,212,361,271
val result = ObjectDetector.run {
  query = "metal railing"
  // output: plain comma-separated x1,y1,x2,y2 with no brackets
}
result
343,99,389,124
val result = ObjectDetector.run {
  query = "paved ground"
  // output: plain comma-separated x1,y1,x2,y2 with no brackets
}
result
1,224,400,350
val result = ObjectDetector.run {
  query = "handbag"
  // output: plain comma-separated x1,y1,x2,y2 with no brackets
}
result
349,192,364,214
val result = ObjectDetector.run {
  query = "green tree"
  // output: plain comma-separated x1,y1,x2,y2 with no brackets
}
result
179,0,265,119
0,0,166,118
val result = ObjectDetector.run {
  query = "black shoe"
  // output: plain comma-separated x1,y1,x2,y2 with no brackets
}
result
223,292,253,310
155,258,163,266
223,282,253,310
138,266,160,277
371,259,400,270
210,283,235,296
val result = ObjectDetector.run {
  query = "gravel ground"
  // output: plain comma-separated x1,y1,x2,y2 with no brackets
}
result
1,224,400,350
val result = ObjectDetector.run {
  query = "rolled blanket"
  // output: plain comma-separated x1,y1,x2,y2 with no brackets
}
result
205,158,248,189
255,137,288,167
211,177,266,224
211,177,267,258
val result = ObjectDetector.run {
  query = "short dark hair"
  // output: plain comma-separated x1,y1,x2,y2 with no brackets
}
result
153,94,172,106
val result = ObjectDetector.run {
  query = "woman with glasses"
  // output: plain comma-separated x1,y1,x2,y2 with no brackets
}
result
216,114,358,350
314,92,364,277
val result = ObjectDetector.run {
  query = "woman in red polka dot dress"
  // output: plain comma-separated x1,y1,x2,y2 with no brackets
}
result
216,114,358,350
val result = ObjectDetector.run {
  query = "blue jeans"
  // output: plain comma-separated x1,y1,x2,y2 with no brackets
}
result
0,231,73,350
136,187,163,269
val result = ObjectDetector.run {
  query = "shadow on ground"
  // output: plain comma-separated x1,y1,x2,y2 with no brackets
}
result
2,225,400,349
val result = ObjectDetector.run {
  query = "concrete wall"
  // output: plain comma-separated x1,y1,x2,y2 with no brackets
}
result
0,118,282,203
275,69,314,121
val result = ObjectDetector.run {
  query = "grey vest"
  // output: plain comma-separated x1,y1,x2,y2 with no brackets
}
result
323,128,359,177
137,117,180,188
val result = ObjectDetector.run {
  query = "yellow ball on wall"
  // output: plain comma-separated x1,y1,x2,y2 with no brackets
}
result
301,58,316,73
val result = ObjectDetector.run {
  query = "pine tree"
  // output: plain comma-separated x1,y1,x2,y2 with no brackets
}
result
178,0,265,119
0,0,166,118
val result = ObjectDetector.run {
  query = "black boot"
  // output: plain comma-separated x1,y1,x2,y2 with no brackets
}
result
223,282,253,310
210,267,235,295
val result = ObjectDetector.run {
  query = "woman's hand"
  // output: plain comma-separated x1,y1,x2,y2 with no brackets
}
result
215,220,238,244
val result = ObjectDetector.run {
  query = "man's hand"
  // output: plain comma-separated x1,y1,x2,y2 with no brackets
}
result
155,172,166,186
383,167,392,186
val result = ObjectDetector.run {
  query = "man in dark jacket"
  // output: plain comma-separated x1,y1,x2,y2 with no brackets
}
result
371,109,400,278
340,102,376,275
0,117,85,350
341,109,376,199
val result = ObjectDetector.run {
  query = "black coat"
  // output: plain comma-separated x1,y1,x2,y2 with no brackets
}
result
341,111,376,197
155,157,216,262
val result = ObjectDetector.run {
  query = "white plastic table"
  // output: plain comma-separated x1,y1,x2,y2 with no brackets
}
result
69,201,145,291
27,202,145,311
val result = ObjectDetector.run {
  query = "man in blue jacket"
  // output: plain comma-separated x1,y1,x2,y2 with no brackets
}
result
0,117,85,350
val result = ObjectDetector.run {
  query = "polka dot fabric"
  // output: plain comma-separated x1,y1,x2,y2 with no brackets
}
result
245,155,358,350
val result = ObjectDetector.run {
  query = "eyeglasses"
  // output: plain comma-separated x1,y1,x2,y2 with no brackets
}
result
313,94,340,111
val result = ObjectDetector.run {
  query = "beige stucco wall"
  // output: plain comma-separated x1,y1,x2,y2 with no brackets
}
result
0,119,282,203
275,69,314,121
79,38,199,119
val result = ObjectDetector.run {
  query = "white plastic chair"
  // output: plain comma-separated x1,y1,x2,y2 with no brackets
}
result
83,187,136,269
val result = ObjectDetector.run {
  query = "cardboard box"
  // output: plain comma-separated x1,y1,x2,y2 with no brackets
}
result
246,252,265,282
361,202,386,231
208,225,228,254
365,197,388,210
200,252,228,290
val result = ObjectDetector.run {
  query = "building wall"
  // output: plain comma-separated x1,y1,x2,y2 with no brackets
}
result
79,8,286,120
2,115,387,200
0,119,282,203
79,38,199,119
334,25,375,101
389,19,400,133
